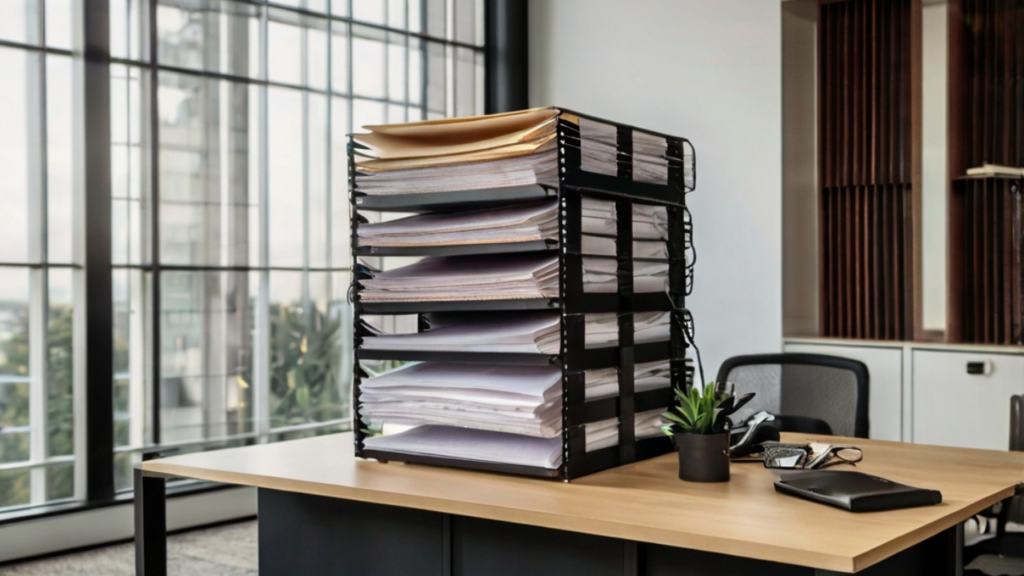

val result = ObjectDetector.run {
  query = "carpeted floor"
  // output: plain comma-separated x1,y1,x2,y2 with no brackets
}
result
0,519,257,575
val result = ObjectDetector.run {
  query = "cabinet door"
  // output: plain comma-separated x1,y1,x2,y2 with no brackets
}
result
912,350,1024,450
783,343,903,441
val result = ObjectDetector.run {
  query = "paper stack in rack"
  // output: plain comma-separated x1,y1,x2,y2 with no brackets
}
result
584,311,671,348
363,425,564,469
582,258,668,293
360,312,671,355
585,360,671,401
361,312,562,354
579,117,672,185
356,197,666,258
585,408,670,453
358,254,671,302
359,362,563,438
581,198,669,240
358,253,559,302
353,108,692,196
581,235,668,258
357,201,558,248
353,108,560,196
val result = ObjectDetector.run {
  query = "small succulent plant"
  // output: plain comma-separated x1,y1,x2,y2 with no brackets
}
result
662,382,755,435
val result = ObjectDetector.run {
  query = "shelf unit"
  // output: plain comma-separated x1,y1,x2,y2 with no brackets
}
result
349,111,695,480
947,0,1024,345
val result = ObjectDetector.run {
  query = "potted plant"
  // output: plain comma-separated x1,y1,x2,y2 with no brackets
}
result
663,382,754,482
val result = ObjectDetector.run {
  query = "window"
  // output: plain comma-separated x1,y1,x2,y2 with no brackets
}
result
0,0,487,513
0,1,78,510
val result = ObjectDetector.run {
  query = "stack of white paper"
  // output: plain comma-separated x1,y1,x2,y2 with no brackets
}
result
581,198,669,240
361,312,671,355
585,360,671,401
364,425,564,469
361,312,561,354
358,253,559,302
356,198,667,259
585,311,671,348
359,254,669,301
581,235,668,259
355,147,559,196
359,362,563,438
582,258,668,293
357,201,559,248
352,108,692,196
585,408,669,452
579,118,672,185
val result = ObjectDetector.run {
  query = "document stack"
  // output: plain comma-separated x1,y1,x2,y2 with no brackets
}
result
351,107,696,480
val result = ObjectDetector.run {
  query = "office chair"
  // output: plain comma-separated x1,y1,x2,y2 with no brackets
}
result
963,396,1024,574
716,353,870,439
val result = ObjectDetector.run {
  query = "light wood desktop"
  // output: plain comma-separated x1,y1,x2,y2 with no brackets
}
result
138,432,1024,575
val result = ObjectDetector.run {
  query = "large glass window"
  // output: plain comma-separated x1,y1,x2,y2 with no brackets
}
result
0,0,486,512
0,1,79,510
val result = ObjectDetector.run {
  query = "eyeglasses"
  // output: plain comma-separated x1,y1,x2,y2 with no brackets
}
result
807,444,863,469
762,442,863,470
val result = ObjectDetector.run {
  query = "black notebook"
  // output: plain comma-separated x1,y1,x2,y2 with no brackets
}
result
774,471,943,512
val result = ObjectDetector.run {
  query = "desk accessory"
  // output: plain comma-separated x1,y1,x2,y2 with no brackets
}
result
774,470,943,512
762,442,863,470
350,108,696,480
729,411,780,458
663,382,756,482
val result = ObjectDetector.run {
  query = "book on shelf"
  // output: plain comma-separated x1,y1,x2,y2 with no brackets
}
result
965,163,1024,177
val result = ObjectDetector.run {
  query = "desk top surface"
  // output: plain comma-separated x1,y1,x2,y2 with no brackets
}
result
143,432,1024,573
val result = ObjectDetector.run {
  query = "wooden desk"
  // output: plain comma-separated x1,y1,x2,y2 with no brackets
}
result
136,432,1024,575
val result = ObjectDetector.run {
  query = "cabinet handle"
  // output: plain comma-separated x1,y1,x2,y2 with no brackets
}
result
966,361,992,375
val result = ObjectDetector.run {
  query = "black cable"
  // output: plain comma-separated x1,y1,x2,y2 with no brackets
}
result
676,313,705,388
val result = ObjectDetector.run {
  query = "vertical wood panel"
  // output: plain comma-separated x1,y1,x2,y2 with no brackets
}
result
819,0,914,340
948,0,1024,345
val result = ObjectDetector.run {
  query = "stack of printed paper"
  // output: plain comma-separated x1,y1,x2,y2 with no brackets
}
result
359,362,563,438
360,312,671,354
357,201,558,248
363,425,564,469
585,360,671,401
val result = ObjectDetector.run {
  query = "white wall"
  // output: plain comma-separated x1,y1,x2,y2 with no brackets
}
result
529,0,783,379
921,2,948,331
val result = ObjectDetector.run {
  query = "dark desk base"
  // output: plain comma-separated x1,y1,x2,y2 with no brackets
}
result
133,474,963,576
257,489,961,576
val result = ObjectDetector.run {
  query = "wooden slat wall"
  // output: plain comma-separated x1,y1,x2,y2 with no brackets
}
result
948,0,1024,345
819,0,913,340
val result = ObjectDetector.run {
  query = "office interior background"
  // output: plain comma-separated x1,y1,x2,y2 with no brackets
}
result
0,0,489,558
1,0,1023,571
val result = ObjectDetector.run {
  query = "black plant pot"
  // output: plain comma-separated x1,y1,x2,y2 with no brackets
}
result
675,432,730,483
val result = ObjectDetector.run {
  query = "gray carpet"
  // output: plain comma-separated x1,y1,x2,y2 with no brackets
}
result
0,520,257,575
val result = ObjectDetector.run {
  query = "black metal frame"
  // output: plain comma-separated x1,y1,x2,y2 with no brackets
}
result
81,0,116,504
350,109,696,480
715,352,871,439
484,0,528,114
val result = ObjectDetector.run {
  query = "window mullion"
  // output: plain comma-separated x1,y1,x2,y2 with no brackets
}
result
144,0,162,450
72,0,115,502
254,4,271,443
26,0,49,506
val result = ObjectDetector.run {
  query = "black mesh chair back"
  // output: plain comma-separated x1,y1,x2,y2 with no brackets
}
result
715,353,870,438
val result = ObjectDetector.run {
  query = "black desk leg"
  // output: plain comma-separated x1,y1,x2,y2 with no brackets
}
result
134,469,167,576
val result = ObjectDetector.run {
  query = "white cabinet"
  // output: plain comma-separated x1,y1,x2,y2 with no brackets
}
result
783,342,904,442
911,350,1024,450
